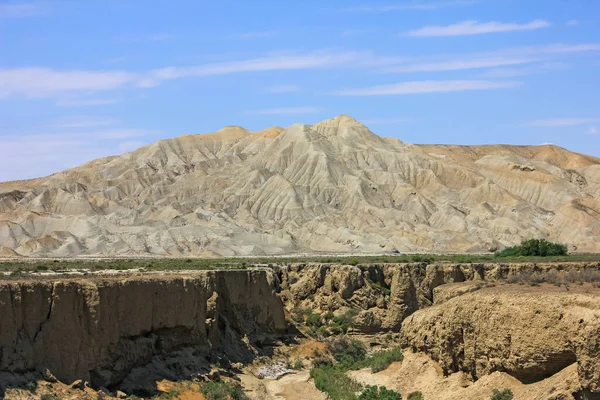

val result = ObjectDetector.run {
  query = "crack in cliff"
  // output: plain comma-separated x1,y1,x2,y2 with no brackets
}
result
33,282,55,342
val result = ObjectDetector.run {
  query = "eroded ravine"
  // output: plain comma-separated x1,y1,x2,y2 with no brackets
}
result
1,262,600,399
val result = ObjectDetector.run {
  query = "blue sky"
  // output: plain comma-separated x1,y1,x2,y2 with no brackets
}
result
1,0,599,181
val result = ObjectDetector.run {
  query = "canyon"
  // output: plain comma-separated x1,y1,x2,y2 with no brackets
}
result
1,261,600,399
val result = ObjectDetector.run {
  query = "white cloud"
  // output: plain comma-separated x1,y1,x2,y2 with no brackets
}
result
481,62,569,78
586,127,598,135
151,51,367,80
567,20,579,26
406,20,550,37
246,107,325,115
386,56,537,73
236,31,278,39
524,118,599,127
51,116,118,129
330,80,521,96
0,2,45,18
360,118,411,124
0,68,136,98
264,84,303,93
342,1,476,12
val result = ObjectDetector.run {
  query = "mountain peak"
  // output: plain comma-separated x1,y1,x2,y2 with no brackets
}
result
314,114,366,129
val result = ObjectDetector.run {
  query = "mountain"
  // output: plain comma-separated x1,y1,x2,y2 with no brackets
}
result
1,115,600,257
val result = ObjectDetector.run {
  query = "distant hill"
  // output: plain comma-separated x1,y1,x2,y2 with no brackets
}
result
2,115,599,257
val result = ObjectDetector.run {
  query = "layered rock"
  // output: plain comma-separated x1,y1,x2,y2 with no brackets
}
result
2,115,600,256
0,270,286,393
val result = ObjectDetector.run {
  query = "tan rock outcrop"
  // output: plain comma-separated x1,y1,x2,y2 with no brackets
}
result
401,284,600,394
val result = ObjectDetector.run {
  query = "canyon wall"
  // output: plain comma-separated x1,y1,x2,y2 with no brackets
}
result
0,270,286,394
1,262,600,395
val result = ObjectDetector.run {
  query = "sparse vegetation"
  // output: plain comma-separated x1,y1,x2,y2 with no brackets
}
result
201,380,248,400
310,338,403,400
156,390,181,399
496,239,568,258
3,250,600,276
407,392,424,400
293,358,304,370
507,269,600,287
359,385,402,400
490,388,513,400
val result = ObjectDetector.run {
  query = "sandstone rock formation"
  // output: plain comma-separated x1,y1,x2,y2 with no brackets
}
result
0,270,286,395
401,284,600,396
1,115,600,256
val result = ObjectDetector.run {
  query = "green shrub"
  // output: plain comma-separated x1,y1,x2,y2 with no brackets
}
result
359,385,402,400
496,239,567,257
310,363,363,400
360,346,403,373
201,381,248,400
293,358,304,370
407,392,423,400
329,337,367,363
490,388,513,400
306,313,322,327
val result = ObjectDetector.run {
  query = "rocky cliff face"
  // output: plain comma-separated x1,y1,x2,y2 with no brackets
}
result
1,262,600,396
0,270,286,394
2,115,600,257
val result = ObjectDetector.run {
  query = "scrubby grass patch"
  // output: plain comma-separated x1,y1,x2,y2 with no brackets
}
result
201,380,248,400
310,337,403,400
490,388,513,400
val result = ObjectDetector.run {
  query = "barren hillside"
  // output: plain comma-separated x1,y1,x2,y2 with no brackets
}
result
1,115,599,257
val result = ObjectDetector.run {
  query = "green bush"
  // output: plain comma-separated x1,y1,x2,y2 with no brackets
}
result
201,381,248,400
311,363,363,400
306,313,322,327
360,346,403,373
490,388,513,400
293,358,304,370
407,392,423,400
359,385,401,400
496,239,567,257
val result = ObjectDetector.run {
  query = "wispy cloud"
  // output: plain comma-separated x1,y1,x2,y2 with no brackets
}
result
0,68,135,98
586,127,598,135
151,51,367,81
386,56,537,73
0,128,153,181
330,80,521,96
0,2,45,18
407,20,550,37
264,84,303,93
567,20,579,26
235,31,278,39
481,62,569,78
246,107,325,115
51,116,118,129
523,118,599,127
342,1,476,12
3,44,598,101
